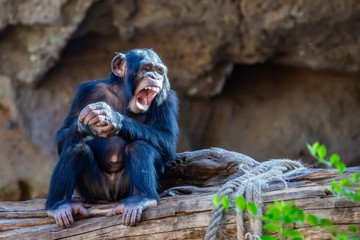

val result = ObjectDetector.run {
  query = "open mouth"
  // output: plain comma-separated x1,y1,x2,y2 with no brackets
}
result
135,86,161,111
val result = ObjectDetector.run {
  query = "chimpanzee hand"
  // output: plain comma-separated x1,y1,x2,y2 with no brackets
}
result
106,196,157,226
47,203,89,228
78,102,124,137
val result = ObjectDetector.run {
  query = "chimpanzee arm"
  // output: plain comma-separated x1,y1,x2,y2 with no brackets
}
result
119,91,179,158
56,82,99,154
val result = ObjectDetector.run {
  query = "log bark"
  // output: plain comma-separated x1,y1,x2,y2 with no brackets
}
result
0,148,359,240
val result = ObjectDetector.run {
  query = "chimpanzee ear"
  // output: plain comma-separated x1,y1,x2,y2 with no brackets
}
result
111,53,127,78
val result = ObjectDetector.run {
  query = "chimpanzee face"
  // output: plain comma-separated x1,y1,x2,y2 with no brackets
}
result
129,61,166,113
112,49,169,114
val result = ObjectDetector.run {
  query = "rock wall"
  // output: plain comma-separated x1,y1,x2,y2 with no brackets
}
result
201,65,360,165
0,0,359,200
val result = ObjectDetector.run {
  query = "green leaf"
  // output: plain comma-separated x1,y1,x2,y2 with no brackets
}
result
331,180,343,194
274,200,283,209
213,195,220,209
283,215,293,224
329,154,340,165
266,205,282,220
320,218,333,227
247,202,258,216
289,238,303,240
348,225,357,233
262,215,274,223
356,192,360,202
286,207,298,216
284,229,302,237
284,200,295,210
335,162,346,174
296,209,305,222
221,196,230,211
340,178,351,187
260,235,278,240
353,173,360,182
312,142,320,152
235,196,246,211
306,143,316,157
307,214,319,227
263,224,280,232
337,232,349,240
346,190,355,199
318,145,327,159
326,186,334,193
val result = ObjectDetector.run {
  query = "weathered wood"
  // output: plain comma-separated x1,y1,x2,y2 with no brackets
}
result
0,148,359,239
162,147,259,188
0,199,46,212
1,184,359,239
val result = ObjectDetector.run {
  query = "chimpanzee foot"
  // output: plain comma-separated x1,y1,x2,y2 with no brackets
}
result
106,196,157,226
47,203,89,228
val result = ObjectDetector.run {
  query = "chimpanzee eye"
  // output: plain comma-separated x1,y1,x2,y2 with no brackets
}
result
156,68,164,75
144,66,151,71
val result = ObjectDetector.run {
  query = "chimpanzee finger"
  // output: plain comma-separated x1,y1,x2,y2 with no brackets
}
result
100,124,116,133
78,106,92,122
83,110,107,125
123,208,132,226
106,209,115,217
95,120,109,127
53,214,59,226
136,208,142,222
61,211,70,228
129,208,139,226
55,214,65,228
83,111,98,125
87,115,101,126
79,103,106,122
94,125,116,137
65,209,74,224
76,205,90,217
88,115,108,126
106,204,124,217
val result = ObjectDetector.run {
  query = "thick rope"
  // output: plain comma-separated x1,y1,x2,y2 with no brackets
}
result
204,159,307,240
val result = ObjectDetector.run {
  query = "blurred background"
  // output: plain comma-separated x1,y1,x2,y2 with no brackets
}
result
0,0,359,201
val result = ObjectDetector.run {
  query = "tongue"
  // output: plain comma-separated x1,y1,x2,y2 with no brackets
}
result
137,89,158,107
137,90,148,106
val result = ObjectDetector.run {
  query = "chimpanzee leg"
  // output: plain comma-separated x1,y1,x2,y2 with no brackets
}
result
46,141,107,228
124,140,160,199
106,140,159,226
76,151,111,202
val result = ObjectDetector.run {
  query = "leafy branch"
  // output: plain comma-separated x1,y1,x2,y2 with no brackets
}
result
306,142,360,202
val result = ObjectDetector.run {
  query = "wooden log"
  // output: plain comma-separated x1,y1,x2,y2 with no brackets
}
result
0,148,359,239
1,195,359,239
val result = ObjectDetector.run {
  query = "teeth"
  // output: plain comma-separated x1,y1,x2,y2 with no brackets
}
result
144,86,160,92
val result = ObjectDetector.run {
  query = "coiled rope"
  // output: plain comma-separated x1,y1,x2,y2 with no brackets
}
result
204,159,307,240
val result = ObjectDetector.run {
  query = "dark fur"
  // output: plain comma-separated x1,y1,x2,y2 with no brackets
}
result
46,49,178,210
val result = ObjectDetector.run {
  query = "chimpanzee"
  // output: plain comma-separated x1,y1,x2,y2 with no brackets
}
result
46,49,178,228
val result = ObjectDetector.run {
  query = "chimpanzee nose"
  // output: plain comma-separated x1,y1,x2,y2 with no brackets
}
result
147,72,158,80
